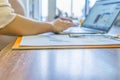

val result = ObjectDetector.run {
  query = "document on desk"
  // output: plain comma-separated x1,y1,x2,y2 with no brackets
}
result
13,34,120,49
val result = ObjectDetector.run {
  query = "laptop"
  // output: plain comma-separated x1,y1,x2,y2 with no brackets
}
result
59,0,120,34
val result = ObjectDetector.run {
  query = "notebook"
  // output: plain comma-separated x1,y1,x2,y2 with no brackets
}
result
59,0,120,34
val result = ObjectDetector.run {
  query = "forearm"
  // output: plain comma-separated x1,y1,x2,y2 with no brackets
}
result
9,0,25,16
0,15,53,36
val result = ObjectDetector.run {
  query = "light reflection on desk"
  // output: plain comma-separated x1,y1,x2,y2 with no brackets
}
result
26,49,120,80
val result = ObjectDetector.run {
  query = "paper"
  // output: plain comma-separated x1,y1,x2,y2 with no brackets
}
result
20,34,120,47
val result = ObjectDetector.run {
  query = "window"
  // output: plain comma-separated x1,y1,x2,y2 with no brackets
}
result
24,0,96,21
56,0,85,20
56,0,96,20
41,0,48,21
25,0,48,21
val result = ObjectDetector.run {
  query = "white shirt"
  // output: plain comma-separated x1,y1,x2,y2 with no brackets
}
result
0,0,16,29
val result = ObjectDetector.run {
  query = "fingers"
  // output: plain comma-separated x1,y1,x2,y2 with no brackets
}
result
51,18,74,33
62,19,74,26
59,17,73,22
56,18,73,26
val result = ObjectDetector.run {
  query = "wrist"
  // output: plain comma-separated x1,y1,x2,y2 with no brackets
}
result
46,22,55,33
49,22,57,33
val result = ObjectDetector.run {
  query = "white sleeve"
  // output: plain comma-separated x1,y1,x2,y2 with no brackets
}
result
0,0,16,29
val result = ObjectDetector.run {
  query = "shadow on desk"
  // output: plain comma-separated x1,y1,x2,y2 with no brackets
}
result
0,35,16,50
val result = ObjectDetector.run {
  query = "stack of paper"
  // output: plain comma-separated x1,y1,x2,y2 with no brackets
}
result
12,34,120,49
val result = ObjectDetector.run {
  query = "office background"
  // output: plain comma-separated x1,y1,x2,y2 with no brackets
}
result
20,0,96,21
20,0,120,26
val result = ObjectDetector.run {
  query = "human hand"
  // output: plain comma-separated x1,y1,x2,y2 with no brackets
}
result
51,18,74,33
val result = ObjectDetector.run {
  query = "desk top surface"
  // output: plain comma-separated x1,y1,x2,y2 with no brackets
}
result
0,26,120,80
0,41,120,80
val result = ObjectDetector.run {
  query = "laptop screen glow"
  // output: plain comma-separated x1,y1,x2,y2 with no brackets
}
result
82,0,120,32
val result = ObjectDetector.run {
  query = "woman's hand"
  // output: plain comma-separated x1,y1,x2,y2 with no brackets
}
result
51,18,74,33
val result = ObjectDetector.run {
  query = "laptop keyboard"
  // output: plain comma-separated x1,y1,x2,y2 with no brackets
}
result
59,26,105,34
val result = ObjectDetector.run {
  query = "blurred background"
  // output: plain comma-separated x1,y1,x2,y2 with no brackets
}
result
20,0,120,26
20,0,96,21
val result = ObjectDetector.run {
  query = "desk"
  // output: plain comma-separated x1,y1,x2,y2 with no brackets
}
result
0,35,16,50
0,41,120,80
0,26,120,80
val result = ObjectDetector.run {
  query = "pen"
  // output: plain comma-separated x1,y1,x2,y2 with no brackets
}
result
69,34,85,38
104,35,120,41
69,34,103,38
69,34,120,41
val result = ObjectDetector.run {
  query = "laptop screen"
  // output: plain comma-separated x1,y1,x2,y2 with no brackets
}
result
82,0,120,32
